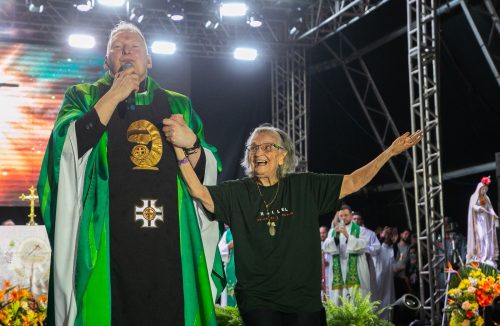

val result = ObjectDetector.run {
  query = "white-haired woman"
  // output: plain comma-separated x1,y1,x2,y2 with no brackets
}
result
163,117,422,326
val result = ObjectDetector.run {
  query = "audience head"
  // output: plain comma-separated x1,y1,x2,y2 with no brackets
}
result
319,226,329,241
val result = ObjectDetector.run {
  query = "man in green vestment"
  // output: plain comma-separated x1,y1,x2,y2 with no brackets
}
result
323,204,370,305
38,21,223,326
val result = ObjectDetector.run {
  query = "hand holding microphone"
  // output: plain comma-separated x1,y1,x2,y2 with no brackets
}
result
109,62,139,106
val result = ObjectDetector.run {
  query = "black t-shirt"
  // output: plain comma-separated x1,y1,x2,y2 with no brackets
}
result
207,172,343,313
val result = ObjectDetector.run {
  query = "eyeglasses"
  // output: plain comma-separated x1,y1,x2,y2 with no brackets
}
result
246,143,282,153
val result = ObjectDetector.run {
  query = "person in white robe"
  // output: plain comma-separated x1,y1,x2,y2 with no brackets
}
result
353,212,380,300
375,226,396,320
466,176,499,268
320,225,332,301
323,205,370,305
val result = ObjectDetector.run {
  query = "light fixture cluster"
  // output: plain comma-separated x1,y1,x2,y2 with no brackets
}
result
26,0,47,13
65,32,259,61
26,0,265,31
288,7,304,37
27,0,261,60
127,0,144,23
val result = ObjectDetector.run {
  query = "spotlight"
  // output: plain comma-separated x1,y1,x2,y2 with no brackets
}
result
246,10,262,28
151,41,176,54
68,34,96,49
127,1,144,23
26,0,46,13
97,0,126,7
233,47,257,61
74,0,95,11
166,0,185,21
220,2,247,17
388,293,422,325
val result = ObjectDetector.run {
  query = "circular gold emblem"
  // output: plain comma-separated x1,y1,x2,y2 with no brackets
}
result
132,145,149,160
143,207,156,221
127,120,163,170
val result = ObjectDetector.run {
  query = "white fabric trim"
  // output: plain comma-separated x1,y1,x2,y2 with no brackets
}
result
53,123,91,326
194,148,220,302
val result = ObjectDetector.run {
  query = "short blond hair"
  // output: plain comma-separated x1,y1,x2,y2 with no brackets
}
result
107,21,148,54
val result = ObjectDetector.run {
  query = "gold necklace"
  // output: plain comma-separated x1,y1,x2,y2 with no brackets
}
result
256,180,280,236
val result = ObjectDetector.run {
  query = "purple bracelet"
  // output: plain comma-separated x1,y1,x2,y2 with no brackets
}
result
178,157,189,165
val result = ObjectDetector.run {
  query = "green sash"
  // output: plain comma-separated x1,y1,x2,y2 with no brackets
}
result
330,222,361,290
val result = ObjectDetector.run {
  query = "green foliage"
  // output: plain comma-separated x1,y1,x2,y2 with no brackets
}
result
215,306,243,326
215,290,393,326
324,289,394,326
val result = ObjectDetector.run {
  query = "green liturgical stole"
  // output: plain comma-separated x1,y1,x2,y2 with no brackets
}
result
330,222,361,289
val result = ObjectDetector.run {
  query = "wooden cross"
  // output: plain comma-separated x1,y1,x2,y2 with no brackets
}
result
19,185,39,226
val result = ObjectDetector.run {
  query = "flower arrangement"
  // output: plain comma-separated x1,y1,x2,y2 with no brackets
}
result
0,280,47,326
446,262,500,326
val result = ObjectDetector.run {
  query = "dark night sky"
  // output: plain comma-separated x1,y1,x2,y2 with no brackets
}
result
308,0,500,232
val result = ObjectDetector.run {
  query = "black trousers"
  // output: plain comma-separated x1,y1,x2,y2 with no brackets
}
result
241,308,326,326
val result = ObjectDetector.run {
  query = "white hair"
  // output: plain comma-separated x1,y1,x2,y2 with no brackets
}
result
106,21,148,54
240,125,298,179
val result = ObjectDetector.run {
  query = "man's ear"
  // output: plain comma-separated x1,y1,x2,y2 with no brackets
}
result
104,56,109,69
147,54,152,69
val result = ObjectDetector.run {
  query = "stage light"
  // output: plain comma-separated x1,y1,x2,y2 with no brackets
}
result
166,0,185,21
97,0,126,7
127,1,144,23
151,41,176,55
68,34,96,49
246,10,263,27
388,293,421,324
204,11,220,29
74,0,95,12
26,0,46,13
233,47,257,61
220,2,247,17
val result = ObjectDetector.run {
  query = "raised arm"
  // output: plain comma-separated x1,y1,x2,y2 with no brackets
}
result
340,130,422,199
163,115,215,213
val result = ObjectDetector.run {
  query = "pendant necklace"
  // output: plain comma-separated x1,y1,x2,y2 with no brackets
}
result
256,180,280,236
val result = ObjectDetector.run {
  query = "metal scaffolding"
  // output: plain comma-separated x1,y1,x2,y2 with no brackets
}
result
407,0,446,324
459,0,500,87
319,33,415,229
271,47,308,171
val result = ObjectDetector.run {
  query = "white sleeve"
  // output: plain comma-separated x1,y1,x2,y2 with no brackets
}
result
346,234,369,254
218,230,230,263
323,230,340,255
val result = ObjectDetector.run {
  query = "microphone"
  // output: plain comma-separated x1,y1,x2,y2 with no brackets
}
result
119,63,136,110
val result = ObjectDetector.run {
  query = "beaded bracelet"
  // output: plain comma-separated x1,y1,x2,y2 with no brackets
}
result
178,157,190,165
184,137,201,156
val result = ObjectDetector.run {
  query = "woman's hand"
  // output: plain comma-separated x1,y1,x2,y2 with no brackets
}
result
389,130,423,156
162,114,197,149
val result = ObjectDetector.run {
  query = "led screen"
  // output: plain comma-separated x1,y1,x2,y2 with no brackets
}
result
0,42,104,206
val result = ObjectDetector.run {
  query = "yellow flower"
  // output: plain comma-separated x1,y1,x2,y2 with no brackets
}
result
476,316,484,326
460,279,471,289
